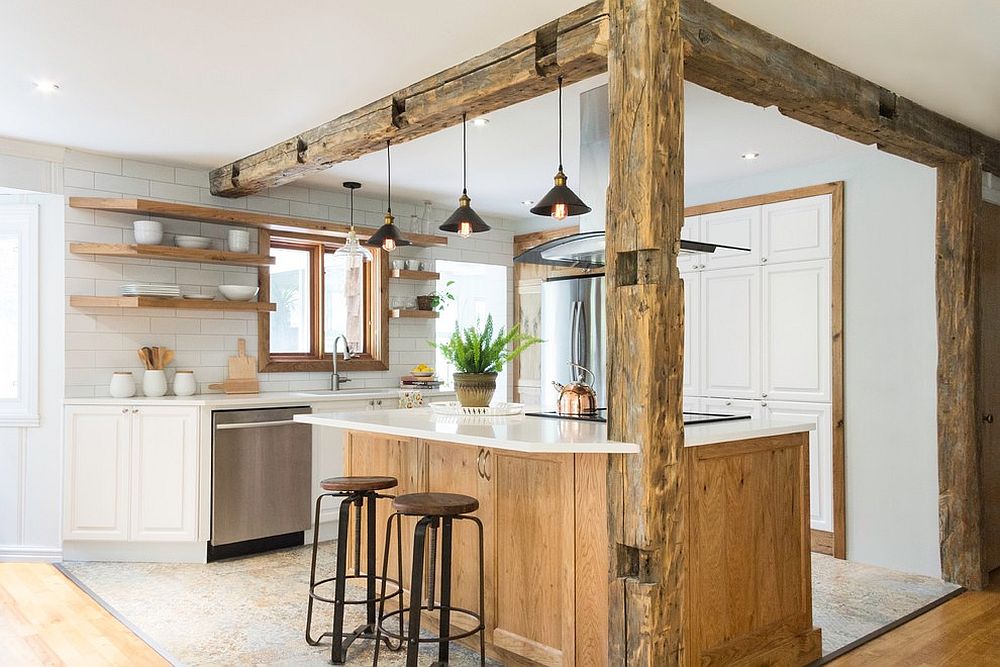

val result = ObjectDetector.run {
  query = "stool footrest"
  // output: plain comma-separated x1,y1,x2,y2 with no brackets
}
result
309,573,401,606
377,604,485,644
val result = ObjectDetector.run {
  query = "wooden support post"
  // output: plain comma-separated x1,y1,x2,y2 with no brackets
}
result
605,0,686,664
937,158,986,590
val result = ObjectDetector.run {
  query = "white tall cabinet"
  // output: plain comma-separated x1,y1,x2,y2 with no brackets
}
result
682,194,835,534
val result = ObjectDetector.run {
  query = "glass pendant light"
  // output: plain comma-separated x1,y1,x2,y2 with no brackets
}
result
333,181,373,268
440,112,490,238
530,75,591,220
364,140,411,252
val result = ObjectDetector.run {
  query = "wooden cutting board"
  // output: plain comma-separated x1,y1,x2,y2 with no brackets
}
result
209,338,259,394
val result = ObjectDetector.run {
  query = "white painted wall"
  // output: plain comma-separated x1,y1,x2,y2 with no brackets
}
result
687,147,942,578
0,152,65,559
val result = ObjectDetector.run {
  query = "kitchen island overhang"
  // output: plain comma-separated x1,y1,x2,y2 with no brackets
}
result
297,408,821,666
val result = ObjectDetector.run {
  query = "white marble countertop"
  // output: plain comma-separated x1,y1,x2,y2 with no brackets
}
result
297,408,815,454
64,388,455,409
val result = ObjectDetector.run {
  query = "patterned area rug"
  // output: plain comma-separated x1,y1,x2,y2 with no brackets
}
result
60,547,959,665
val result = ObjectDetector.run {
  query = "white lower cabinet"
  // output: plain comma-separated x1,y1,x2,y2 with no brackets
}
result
64,404,200,542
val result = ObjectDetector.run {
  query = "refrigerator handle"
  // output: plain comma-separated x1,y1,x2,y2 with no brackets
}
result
570,301,581,369
576,301,588,378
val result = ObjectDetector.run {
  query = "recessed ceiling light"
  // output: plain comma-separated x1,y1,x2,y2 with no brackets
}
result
471,117,490,127
741,152,760,160
33,80,60,93
521,199,535,206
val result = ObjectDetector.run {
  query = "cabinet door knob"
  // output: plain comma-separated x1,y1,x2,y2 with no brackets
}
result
121,408,128,414
376,399,382,407
761,401,768,407
132,408,139,414
762,257,768,263
762,393,768,398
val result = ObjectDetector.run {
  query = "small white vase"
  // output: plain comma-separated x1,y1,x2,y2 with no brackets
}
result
142,370,168,397
109,372,136,398
227,229,250,253
173,370,197,396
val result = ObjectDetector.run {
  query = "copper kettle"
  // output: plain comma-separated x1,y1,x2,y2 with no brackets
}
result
552,363,598,415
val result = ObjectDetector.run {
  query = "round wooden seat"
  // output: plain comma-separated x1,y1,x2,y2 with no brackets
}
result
320,476,398,492
392,492,479,517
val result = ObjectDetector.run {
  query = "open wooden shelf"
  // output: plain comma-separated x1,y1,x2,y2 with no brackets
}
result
70,242,275,267
70,295,276,312
390,309,439,319
69,197,449,248
390,269,440,281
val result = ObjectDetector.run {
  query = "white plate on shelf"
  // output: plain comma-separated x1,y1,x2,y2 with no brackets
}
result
182,294,216,300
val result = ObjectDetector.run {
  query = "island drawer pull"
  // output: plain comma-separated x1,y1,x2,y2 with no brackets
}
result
482,449,492,481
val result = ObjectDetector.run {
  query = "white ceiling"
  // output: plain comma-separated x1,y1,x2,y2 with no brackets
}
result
1,1,997,216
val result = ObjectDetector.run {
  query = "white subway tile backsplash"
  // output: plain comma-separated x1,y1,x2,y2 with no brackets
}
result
123,160,175,183
61,149,525,395
94,173,151,196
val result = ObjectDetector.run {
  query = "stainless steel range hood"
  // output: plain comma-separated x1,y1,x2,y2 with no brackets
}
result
514,83,749,270
513,231,750,269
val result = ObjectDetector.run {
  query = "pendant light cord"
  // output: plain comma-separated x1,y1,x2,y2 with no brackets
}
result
462,112,468,195
386,139,392,215
349,187,354,228
557,75,564,171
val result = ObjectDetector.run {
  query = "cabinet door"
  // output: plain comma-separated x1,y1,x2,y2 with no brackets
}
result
764,401,833,533
130,406,199,541
345,432,422,591
677,215,702,272
64,405,131,540
762,260,831,402
701,206,761,270
424,442,495,642
491,450,576,666
701,267,761,399
682,271,701,397
761,194,831,264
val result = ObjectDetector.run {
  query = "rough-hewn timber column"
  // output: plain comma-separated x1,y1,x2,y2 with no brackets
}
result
937,158,986,590
606,0,685,664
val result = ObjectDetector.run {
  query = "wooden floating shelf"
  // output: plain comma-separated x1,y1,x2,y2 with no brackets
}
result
390,269,441,281
68,197,449,248
390,309,439,319
70,295,276,312
70,242,275,267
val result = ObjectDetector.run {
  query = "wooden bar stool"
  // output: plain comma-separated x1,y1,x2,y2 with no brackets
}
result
306,476,404,664
373,492,486,667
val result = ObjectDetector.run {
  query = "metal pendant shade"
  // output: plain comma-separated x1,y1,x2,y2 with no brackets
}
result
531,75,590,220
364,140,411,252
440,112,490,237
333,181,373,266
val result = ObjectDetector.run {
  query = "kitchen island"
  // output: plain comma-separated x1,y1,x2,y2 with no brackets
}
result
297,409,821,666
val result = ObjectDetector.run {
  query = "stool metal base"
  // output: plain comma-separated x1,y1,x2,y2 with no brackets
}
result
305,489,405,664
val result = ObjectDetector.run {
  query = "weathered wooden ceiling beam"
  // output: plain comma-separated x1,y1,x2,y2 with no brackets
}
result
679,0,1000,174
211,0,999,197
209,1,609,197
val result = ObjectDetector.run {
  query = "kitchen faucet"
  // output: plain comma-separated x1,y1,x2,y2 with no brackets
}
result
330,335,353,391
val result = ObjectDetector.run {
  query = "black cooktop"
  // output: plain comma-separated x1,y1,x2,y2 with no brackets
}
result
524,408,751,425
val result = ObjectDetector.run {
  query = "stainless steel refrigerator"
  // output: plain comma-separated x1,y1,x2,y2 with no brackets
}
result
540,274,606,410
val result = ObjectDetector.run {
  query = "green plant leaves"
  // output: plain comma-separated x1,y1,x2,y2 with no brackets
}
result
430,314,542,374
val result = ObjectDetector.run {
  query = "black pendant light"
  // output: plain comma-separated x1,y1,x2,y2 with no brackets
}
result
364,140,411,252
531,75,591,220
440,112,490,238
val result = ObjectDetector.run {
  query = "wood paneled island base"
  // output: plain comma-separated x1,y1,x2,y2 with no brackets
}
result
297,411,820,666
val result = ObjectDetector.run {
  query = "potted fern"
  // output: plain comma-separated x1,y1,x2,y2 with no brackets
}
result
432,314,542,407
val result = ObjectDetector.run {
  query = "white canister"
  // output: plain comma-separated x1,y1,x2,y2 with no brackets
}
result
227,229,251,253
173,370,197,396
109,372,136,398
406,259,419,271
142,370,168,397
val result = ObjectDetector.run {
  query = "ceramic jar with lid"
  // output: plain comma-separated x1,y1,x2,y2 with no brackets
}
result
109,372,136,398
173,370,197,396
142,370,168,397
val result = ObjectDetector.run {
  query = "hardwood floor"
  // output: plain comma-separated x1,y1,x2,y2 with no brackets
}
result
829,570,1000,666
0,563,166,666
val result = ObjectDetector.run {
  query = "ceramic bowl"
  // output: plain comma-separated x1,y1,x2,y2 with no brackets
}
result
218,285,259,301
175,235,213,249
133,220,163,245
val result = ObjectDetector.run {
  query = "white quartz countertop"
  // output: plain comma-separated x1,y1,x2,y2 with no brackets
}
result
64,388,454,409
297,409,815,454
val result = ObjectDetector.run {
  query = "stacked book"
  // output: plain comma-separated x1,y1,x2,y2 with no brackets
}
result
400,375,443,389
121,283,181,297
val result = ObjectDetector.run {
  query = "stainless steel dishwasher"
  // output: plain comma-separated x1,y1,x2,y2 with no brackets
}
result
210,406,312,560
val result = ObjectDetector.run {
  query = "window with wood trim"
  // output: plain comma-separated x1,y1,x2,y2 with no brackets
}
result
258,230,388,372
